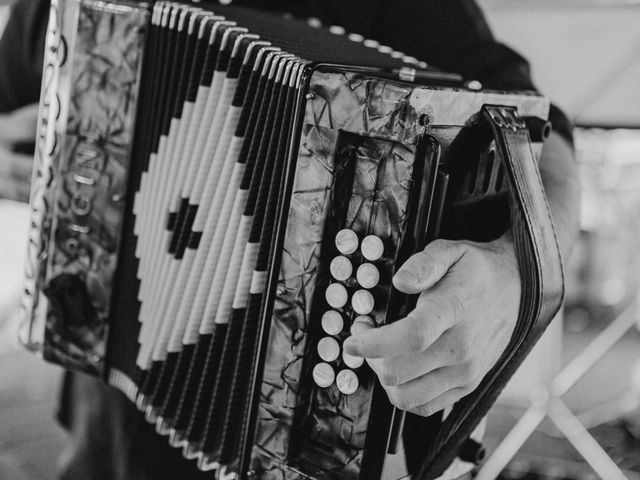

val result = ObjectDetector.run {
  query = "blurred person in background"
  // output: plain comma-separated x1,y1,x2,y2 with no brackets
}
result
0,0,45,202
0,0,580,479
0,103,36,203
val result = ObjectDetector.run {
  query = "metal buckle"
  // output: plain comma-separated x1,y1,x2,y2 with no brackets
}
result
398,67,416,83
487,106,524,132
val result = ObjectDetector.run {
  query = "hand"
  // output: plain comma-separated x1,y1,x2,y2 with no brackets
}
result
344,236,521,417
0,103,38,202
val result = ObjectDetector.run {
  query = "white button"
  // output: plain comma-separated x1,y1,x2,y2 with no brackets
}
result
351,289,374,315
351,315,375,334
307,17,322,28
343,351,364,369
317,337,340,362
325,283,348,309
336,369,359,395
330,256,352,281
361,235,384,261
321,310,344,335
313,362,335,388
363,39,380,49
335,229,358,255
356,263,379,289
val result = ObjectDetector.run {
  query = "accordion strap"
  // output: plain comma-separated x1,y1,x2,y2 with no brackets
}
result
484,103,565,336
419,104,565,479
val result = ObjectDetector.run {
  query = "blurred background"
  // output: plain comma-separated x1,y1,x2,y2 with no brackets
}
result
480,1,640,479
0,0,640,479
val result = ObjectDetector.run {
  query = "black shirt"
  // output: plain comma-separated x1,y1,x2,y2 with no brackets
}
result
0,0,572,142
0,0,48,112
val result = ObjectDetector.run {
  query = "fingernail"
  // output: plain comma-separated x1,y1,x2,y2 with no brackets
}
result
393,270,416,288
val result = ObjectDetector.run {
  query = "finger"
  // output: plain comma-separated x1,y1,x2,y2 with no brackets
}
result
344,293,458,358
392,239,465,294
0,104,39,144
366,328,469,386
383,366,457,411
409,386,471,418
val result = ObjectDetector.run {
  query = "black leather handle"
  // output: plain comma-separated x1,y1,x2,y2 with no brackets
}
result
419,104,564,479
483,104,565,338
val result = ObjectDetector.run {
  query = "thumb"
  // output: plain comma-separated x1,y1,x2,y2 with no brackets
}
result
392,239,465,294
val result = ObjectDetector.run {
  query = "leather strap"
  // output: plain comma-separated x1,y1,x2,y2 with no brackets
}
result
419,105,565,479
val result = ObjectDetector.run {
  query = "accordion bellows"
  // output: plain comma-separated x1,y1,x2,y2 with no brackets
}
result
20,1,564,479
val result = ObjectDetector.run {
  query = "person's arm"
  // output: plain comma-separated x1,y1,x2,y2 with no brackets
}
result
539,131,580,260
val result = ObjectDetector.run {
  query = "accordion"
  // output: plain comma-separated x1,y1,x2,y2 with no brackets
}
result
19,0,564,479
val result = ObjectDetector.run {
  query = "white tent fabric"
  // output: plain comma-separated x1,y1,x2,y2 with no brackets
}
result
480,0,640,127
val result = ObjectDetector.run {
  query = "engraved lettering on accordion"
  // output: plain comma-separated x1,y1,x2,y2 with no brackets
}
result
68,142,106,222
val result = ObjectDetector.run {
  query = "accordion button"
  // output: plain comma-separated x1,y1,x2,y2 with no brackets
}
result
356,263,379,289
351,315,375,334
313,362,335,388
321,310,344,335
336,369,359,395
352,289,374,315
307,17,322,28
361,235,384,261
343,351,365,369
326,283,348,309
330,255,353,281
364,39,380,49
318,337,340,362
335,229,358,255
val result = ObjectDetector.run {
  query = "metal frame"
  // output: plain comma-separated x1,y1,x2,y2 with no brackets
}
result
476,300,638,480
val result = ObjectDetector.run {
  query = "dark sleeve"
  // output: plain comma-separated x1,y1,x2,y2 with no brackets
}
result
297,0,573,145
0,0,49,113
